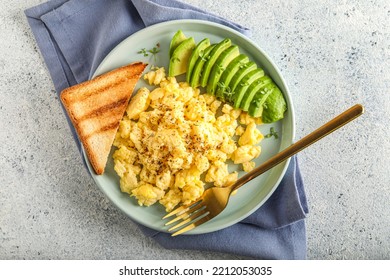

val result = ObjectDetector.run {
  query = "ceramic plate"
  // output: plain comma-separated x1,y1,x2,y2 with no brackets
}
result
85,20,295,234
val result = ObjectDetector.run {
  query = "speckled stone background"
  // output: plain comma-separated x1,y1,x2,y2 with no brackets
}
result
1,0,389,260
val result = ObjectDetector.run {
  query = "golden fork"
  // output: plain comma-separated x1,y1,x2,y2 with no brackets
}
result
163,104,364,236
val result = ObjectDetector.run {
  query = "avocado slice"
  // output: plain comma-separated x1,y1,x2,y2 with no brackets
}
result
261,85,287,123
206,45,240,95
215,54,249,101
227,61,257,102
241,75,272,111
248,83,275,118
168,37,196,77
200,38,231,87
189,44,216,88
232,68,265,109
186,38,210,83
169,30,187,57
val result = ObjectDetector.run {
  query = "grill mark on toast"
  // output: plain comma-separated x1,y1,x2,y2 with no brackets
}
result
84,122,119,139
69,79,127,102
77,97,128,122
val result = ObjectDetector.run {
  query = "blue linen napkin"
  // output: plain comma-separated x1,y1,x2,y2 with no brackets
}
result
25,0,309,259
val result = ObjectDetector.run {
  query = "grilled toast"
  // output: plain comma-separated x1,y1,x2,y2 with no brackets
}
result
60,62,147,175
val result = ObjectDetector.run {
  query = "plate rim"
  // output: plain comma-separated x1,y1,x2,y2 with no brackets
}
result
85,19,296,234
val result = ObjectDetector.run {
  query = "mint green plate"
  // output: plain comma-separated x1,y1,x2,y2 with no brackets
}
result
85,20,295,234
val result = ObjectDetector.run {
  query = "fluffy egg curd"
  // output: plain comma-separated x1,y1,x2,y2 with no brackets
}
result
112,67,264,212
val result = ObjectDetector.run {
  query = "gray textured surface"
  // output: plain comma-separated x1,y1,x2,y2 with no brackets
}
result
1,0,389,260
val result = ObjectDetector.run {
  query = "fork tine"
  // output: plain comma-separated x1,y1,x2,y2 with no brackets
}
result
162,205,187,219
168,205,207,231
171,214,212,236
162,200,202,219
165,202,205,226
165,211,189,226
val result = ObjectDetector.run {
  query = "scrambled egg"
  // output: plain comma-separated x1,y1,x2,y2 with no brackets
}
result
112,67,264,211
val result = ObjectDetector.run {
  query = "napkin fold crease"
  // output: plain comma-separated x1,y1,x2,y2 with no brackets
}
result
25,0,308,259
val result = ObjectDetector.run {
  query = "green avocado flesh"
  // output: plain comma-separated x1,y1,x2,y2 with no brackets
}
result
169,30,187,57
228,61,257,102
241,75,272,111
232,68,265,109
189,44,216,88
200,38,232,87
168,37,196,77
248,83,275,118
215,54,250,101
206,45,240,95
186,38,211,83
260,85,287,123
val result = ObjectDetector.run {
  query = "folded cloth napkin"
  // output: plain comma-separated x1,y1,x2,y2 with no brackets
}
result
25,0,309,259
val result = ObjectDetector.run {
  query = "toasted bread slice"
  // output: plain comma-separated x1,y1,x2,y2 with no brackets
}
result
60,62,147,175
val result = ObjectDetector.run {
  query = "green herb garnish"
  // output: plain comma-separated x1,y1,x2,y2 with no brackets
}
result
265,127,279,139
137,43,160,62
137,48,149,57
217,81,233,100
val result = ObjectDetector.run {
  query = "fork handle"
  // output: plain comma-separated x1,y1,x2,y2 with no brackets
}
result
231,104,364,191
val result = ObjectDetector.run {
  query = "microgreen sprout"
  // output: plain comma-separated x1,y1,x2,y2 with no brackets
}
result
265,127,279,139
137,43,161,62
